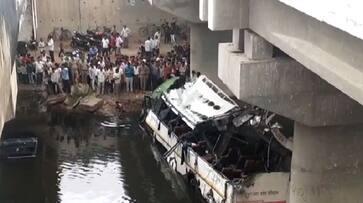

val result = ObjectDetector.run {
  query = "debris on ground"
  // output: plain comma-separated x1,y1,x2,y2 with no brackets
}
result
78,95,104,112
46,94,67,105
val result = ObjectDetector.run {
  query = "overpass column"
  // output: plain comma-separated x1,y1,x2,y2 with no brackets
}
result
232,29,244,52
199,0,208,21
291,123,363,203
190,23,231,86
244,29,273,60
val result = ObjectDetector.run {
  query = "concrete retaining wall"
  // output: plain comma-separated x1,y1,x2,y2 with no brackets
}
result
0,0,22,135
36,0,177,40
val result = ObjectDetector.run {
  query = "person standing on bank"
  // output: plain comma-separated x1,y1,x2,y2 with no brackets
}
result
47,35,55,62
121,25,131,48
153,36,160,56
133,61,140,91
144,37,152,61
26,58,35,84
89,65,97,92
163,22,170,44
38,38,46,54
35,57,44,85
50,64,60,94
96,67,106,95
105,66,114,94
124,62,134,92
113,67,121,95
163,61,171,80
110,34,116,56
59,42,65,58
150,60,161,90
170,22,177,44
61,64,71,93
115,33,123,55
154,29,161,44
102,36,110,57
139,61,150,91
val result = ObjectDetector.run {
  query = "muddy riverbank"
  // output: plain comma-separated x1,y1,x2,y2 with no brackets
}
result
19,84,146,118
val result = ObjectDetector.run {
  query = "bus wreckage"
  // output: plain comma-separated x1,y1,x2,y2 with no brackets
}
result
141,75,293,203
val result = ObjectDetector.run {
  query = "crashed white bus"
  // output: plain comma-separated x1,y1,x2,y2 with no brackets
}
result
141,75,292,203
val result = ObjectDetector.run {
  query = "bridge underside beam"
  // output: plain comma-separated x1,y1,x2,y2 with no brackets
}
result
247,0,363,106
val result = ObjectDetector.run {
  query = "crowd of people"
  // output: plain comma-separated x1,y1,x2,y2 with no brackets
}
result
16,23,194,97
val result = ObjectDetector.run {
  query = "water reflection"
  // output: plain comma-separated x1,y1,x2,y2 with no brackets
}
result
59,160,128,203
0,91,203,203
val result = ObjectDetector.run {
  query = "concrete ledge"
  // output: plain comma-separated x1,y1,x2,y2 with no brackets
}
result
219,43,363,126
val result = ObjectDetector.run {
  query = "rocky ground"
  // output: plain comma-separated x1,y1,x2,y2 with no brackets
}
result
19,83,147,118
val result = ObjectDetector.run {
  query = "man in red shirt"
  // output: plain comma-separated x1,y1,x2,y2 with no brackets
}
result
110,34,116,56
163,61,171,80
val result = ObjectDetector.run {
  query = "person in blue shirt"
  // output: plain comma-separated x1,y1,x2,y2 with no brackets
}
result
61,64,71,93
88,46,98,62
124,62,134,92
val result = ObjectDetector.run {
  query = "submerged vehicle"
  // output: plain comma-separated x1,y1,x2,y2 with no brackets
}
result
141,75,293,203
0,137,38,159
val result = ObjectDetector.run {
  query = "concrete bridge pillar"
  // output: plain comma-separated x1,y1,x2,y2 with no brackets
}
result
291,123,363,203
199,0,208,21
244,29,273,60
232,28,244,52
218,21,363,202
190,23,231,88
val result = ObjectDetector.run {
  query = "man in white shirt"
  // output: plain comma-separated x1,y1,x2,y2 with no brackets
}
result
144,37,152,61
99,58,106,69
113,67,122,95
89,65,97,91
47,35,55,62
154,29,161,43
38,38,46,54
102,36,110,56
51,64,63,94
115,33,123,55
41,52,47,63
133,62,139,90
153,36,160,56
120,25,131,48
120,61,127,73
105,67,114,94
96,67,106,95
35,58,44,85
